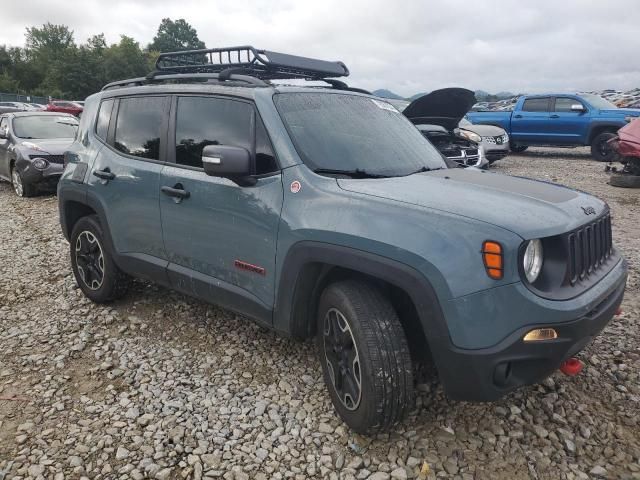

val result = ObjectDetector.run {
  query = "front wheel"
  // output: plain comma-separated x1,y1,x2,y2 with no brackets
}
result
317,280,414,434
11,166,35,197
591,132,617,162
70,215,130,303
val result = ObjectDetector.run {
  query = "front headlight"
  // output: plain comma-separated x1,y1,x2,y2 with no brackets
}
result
502,133,509,143
32,157,49,170
523,239,544,283
458,130,482,143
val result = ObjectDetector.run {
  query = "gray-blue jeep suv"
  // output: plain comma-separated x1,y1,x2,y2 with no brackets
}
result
57,47,627,434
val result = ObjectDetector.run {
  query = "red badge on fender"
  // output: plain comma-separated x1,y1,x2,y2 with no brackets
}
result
290,180,302,193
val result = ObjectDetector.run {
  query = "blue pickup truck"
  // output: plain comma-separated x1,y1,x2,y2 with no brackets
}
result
467,94,640,161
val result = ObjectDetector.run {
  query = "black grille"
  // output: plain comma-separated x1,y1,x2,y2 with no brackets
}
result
29,154,64,164
567,214,612,285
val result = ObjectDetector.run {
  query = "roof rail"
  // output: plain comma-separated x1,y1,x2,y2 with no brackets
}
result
154,46,349,80
101,72,267,91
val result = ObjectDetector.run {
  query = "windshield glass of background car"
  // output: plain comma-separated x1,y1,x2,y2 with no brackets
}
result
274,93,446,176
580,94,616,110
13,115,79,139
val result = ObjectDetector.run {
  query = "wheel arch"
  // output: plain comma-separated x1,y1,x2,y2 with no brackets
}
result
274,242,448,363
587,123,621,144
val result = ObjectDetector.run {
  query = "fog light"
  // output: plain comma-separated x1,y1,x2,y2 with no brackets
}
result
523,328,557,342
32,157,49,170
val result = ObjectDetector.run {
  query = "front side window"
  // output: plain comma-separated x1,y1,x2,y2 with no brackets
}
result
175,96,252,169
274,93,446,176
12,115,79,139
522,98,550,112
95,99,114,141
114,97,166,160
554,98,584,112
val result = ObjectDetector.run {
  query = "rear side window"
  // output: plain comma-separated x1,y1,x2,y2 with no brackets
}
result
554,98,583,112
114,97,166,160
522,98,550,112
175,96,252,169
95,99,114,141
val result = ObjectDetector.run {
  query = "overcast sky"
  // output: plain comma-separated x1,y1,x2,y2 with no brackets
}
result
1,0,639,96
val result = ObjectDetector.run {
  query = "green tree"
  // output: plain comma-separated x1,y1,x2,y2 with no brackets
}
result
148,18,205,53
25,23,74,55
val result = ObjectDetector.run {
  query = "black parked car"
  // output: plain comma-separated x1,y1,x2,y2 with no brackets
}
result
0,112,79,197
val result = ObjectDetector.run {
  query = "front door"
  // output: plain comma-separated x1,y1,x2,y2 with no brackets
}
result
87,96,169,278
0,116,10,179
160,95,283,318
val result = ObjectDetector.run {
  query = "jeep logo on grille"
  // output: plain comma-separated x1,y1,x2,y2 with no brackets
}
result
581,206,596,215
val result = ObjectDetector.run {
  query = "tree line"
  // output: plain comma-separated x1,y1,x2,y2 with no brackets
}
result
0,18,206,101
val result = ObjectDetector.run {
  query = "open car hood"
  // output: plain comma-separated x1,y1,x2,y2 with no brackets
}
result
402,88,476,131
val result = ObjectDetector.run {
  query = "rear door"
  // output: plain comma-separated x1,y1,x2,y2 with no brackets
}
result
510,97,551,143
547,97,591,144
87,95,169,280
159,95,283,318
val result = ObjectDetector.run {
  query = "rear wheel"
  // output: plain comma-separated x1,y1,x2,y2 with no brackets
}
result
11,166,35,197
591,132,617,162
70,215,130,303
510,143,528,153
317,279,414,434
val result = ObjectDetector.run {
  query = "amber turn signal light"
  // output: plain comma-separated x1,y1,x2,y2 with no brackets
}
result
482,241,503,279
523,328,558,342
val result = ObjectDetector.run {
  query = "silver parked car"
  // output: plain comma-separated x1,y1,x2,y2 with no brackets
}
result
459,118,509,163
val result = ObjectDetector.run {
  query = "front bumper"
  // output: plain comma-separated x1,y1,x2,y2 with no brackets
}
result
18,160,63,186
432,258,627,402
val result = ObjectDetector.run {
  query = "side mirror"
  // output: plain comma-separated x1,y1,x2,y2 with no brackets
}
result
202,145,254,185
0,128,8,140
570,104,586,112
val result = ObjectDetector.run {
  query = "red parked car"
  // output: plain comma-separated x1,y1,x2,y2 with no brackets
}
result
46,100,83,117
607,118,640,187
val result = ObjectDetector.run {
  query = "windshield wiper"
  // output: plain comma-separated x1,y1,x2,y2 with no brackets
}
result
313,168,392,179
405,166,444,176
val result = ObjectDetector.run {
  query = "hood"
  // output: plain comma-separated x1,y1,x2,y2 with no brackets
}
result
598,108,640,117
337,168,606,239
461,123,505,137
17,138,74,155
403,88,476,130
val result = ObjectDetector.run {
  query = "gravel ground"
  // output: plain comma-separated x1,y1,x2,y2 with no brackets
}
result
0,147,638,480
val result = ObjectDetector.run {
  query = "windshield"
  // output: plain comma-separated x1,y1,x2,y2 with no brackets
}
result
13,115,78,139
580,94,617,110
274,93,446,176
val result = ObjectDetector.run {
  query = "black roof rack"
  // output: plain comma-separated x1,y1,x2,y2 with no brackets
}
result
155,46,349,80
101,46,362,92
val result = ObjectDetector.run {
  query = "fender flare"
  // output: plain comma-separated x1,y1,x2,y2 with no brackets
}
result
273,241,450,344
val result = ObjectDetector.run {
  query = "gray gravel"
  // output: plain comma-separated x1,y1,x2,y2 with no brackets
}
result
0,147,639,479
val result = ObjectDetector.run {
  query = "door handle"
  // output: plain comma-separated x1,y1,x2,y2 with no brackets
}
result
161,185,190,200
93,168,115,181
550,114,560,119
514,114,523,119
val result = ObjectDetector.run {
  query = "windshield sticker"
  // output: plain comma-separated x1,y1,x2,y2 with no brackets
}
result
371,99,398,112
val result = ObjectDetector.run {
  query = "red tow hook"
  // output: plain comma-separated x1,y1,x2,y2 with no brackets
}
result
560,357,583,376
615,307,623,316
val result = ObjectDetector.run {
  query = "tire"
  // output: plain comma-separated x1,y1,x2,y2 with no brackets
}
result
609,173,640,188
70,215,130,303
510,143,528,153
317,279,414,434
11,166,36,197
591,132,617,162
